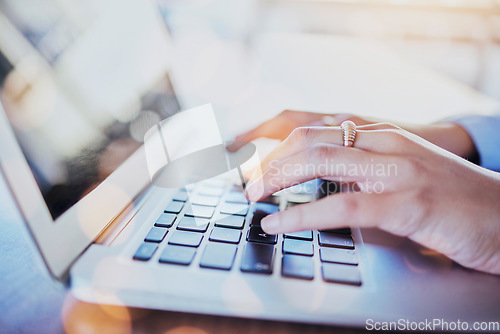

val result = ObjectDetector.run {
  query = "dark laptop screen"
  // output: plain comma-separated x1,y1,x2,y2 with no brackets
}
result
0,0,180,219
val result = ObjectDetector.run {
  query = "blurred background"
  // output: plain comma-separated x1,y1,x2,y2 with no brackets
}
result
160,0,500,100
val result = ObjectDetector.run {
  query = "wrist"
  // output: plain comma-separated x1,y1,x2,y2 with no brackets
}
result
407,122,478,161
435,122,479,161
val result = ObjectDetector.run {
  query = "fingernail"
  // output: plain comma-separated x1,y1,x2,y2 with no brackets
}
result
261,215,280,233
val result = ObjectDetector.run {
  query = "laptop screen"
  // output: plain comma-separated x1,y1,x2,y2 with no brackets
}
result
0,0,179,219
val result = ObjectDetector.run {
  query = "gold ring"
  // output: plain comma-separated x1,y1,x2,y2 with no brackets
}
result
341,121,356,147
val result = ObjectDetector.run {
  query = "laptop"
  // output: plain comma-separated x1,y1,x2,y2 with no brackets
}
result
1,0,499,330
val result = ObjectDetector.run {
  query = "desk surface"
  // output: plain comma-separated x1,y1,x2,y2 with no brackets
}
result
1,33,499,333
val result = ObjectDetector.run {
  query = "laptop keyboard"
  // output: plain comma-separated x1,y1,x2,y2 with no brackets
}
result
133,181,362,286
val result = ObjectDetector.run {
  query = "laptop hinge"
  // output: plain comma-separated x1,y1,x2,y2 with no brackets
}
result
93,186,150,246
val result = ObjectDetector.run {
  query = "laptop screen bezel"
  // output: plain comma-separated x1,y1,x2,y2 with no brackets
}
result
0,102,153,279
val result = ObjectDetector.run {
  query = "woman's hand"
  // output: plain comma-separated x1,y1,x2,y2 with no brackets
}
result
228,110,478,161
244,123,500,275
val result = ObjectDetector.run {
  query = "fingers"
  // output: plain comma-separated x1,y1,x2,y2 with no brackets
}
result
226,127,264,152
260,192,395,234
248,125,410,184
227,110,329,152
245,143,403,201
226,111,299,152
248,126,330,182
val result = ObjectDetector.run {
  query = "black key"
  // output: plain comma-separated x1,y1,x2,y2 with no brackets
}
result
177,217,210,233
172,191,189,202
333,228,352,235
154,213,176,228
225,191,248,204
240,243,275,274
159,245,196,265
282,239,314,256
133,242,158,261
320,248,358,265
253,202,279,214
321,262,362,286
209,227,242,244
184,204,215,219
199,243,237,270
284,230,313,241
165,200,184,214
144,226,168,243
320,228,351,235
247,226,277,244
219,203,249,216
189,194,219,207
168,230,203,247
250,203,279,226
258,195,280,205
318,232,354,249
281,254,314,280
214,214,245,229
198,186,225,197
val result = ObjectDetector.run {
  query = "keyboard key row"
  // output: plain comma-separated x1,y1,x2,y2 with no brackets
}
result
281,254,361,285
149,215,353,252
134,241,361,285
